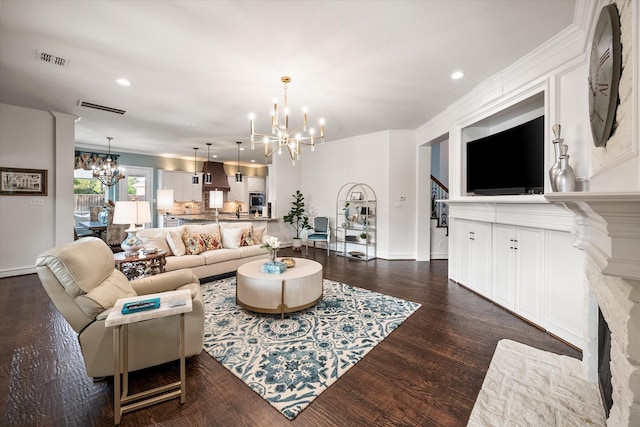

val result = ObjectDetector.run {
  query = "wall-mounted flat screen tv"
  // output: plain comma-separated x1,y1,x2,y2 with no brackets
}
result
466,115,544,196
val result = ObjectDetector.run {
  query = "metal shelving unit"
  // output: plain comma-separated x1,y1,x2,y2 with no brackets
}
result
335,182,376,261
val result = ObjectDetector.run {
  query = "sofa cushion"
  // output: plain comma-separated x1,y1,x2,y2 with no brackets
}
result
137,227,172,255
241,225,254,246
35,237,117,298
164,254,206,271
252,225,267,245
201,248,242,264
184,232,207,255
202,233,222,251
238,244,269,258
167,229,186,256
83,270,136,310
185,223,220,235
221,227,244,249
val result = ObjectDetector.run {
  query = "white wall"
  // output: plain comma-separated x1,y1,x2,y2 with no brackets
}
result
0,104,76,277
300,130,416,259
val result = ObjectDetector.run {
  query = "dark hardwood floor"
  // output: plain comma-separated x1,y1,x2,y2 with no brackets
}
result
0,248,580,426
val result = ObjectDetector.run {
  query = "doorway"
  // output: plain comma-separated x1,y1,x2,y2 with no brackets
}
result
118,166,153,227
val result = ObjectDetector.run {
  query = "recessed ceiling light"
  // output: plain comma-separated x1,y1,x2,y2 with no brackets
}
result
251,159,256,163
212,154,218,158
116,78,131,86
451,71,464,80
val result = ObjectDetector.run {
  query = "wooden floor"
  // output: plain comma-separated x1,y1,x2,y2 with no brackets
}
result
0,248,580,426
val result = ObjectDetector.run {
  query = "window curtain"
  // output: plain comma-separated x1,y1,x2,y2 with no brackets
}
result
74,150,121,171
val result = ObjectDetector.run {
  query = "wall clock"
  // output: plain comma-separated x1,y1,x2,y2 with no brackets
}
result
588,4,622,147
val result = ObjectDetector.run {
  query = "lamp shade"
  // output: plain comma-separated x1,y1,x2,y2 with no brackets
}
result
209,190,224,209
113,201,152,226
157,189,174,210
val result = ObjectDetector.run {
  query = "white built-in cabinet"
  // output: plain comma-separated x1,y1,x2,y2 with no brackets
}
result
157,170,202,202
492,224,545,325
545,230,585,346
455,219,491,298
448,206,584,350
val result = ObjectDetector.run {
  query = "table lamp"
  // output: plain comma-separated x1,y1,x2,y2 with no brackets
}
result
157,189,174,214
113,201,152,252
209,190,224,224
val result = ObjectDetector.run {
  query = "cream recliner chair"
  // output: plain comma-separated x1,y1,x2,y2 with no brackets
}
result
35,237,205,378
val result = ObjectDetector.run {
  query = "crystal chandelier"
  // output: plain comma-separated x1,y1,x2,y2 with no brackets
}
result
92,137,125,187
249,76,325,165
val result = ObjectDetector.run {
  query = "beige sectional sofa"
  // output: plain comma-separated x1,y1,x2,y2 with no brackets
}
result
137,221,269,280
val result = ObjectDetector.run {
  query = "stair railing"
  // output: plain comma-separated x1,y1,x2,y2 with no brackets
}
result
431,175,448,228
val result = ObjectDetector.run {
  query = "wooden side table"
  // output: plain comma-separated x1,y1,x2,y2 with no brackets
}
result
114,249,167,280
105,289,192,425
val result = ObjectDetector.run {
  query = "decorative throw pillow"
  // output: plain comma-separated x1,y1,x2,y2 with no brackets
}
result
240,225,253,246
166,230,186,256
252,226,267,245
137,228,173,255
183,232,206,255
202,232,222,251
221,227,244,249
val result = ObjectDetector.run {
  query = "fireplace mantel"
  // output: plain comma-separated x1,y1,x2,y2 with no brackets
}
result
545,192,640,281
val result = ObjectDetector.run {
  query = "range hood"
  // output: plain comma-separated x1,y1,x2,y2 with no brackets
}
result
202,162,230,192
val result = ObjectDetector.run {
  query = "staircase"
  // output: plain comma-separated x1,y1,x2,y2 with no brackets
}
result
430,176,449,260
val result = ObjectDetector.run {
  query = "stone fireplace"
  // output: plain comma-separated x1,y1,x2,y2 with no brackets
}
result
546,193,640,426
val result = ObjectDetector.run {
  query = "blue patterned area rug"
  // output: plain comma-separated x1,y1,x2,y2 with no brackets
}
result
201,277,421,420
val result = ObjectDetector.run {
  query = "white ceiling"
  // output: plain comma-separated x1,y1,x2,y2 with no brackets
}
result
0,0,576,165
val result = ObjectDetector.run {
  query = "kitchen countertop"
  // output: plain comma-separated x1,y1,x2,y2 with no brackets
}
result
175,214,278,222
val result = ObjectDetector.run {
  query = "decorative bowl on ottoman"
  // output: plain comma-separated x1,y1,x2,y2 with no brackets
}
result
281,257,296,268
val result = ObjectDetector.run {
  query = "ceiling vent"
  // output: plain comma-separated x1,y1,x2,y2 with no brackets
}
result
36,50,69,67
78,101,126,115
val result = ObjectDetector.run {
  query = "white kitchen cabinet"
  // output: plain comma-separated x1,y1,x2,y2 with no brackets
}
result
158,170,202,202
226,176,246,202
158,170,182,202
456,219,491,297
247,176,265,192
492,224,545,326
181,172,202,202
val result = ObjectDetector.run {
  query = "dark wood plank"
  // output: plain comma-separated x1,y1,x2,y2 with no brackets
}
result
0,249,580,426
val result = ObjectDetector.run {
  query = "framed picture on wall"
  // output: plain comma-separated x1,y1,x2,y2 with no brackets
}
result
350,191,362,201
0,167,48,196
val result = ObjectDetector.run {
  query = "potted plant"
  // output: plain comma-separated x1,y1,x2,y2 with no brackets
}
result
359,231,368,244
283,190,311,251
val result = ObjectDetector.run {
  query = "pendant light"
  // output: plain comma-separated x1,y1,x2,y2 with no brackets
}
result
192,147,199,184
204,143,213,184
235,141,243,182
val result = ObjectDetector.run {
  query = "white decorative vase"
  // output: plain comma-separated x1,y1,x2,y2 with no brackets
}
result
292,237,302,251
